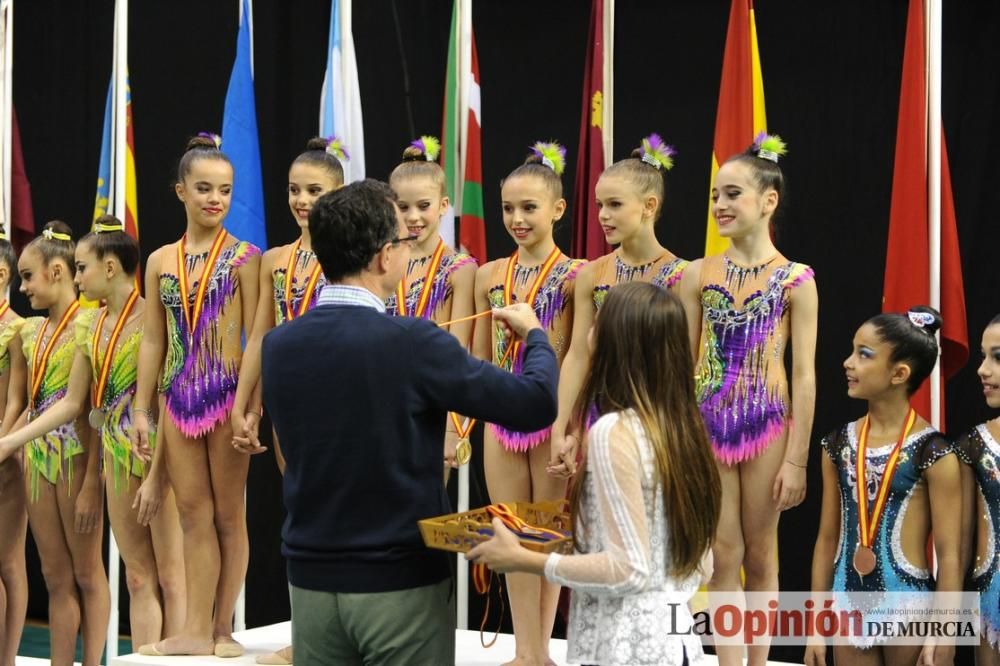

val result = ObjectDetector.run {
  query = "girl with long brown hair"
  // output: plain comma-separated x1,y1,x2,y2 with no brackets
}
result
470,282,720,666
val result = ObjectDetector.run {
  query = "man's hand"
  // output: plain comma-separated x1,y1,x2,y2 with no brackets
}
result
491,303,542,340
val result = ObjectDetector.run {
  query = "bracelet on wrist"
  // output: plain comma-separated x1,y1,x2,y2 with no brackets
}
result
133,407,153,418
785,458,808,469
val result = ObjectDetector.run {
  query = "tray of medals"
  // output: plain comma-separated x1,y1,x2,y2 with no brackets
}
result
419,500,573,555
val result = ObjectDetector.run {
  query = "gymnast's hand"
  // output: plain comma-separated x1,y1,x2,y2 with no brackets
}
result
232,411,266,455
772,460,807,511
74,474,103,534
133,471,165,526
491,303,542,340
547,431,579,479
130,410,154,463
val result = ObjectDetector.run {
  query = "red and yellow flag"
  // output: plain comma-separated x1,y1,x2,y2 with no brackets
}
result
705,0,767,256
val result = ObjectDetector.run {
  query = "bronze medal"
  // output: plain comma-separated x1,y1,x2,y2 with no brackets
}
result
455,437,472,466
853,545,876,576
88,408,106,430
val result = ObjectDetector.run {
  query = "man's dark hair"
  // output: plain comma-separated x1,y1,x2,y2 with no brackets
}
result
310,179,399,282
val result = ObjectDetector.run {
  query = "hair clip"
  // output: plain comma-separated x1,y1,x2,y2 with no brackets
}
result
42,228,72,242
197,132,223,149
95,223,125,234
324,136,350,161
639,133,676,171
531,141,567,176
753,131,787,163
907,310,936,329
408,135,440,163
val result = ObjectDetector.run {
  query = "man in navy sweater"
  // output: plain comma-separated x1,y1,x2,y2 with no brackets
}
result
260,179,558,665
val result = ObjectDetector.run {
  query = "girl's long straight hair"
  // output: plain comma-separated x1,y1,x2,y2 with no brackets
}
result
571,282,721,578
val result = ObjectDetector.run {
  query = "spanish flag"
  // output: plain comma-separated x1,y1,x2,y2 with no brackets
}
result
704,0,767,256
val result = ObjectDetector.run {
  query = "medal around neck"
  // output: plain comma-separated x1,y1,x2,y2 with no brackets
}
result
88,408,106,429
455,437,472,466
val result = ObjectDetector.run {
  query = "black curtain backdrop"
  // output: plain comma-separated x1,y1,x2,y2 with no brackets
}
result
11,1,1000,661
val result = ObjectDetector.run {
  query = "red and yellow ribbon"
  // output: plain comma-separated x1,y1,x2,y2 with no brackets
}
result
0,300,10,319
498,246,561,369
283,239,323,321
176,227,228,341
472,503,567,647
30,301,80,410
91,289,140,410
396,239,446,318
450,412,476,441
856,408,917,550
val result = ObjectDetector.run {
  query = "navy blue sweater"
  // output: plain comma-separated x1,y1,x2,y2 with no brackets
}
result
262,303,558,593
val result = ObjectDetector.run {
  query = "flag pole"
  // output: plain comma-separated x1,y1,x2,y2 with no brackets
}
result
105,0,128,658
602,0,613,166
234,0,250,635
927,0,942,429
0,0,11,238
455,0,472,631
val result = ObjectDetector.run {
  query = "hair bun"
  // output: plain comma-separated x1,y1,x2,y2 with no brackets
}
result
906,305,943,336
42,219,74,242
187,132,222,152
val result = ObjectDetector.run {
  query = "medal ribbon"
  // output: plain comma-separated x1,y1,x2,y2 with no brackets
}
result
472,503,565,648
91,289,140,409
499,246,561,369
856,408,917,550
176,227,228,342
30,301,80,410
283,239,323,321
0,300,9,319
449,412,475,440
396,239,446,318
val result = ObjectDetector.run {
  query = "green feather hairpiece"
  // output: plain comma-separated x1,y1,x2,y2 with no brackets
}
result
324,136,351,161
639,133,676,171
531,141,567,176
410,136,441,162
753,132,787,163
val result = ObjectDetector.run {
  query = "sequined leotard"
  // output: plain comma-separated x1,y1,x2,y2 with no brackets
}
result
0,314,23,376
76,306,147,491
271,245,327,326
694,253,814,464
385,248,477,321
486,252,585,451
955,423,1000,648
158,239,260,438
590,251,687,310
822,422,952,594
22,313,84,498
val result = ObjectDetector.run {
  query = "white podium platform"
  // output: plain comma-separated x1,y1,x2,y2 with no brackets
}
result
95,621,799,665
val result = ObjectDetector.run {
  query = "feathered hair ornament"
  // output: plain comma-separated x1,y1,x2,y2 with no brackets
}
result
753,132,787,163
638,133,676,171
197,132,223,150
531,141,567,176
410,135,441,162
324,136,351,161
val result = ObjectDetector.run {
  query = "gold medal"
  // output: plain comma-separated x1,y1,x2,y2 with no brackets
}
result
88,408,106,430
455,437,472,466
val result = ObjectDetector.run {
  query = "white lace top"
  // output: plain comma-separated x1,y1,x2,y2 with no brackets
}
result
544,410,707,666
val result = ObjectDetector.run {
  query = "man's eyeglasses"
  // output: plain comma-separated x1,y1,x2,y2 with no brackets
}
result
386,235,418,247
